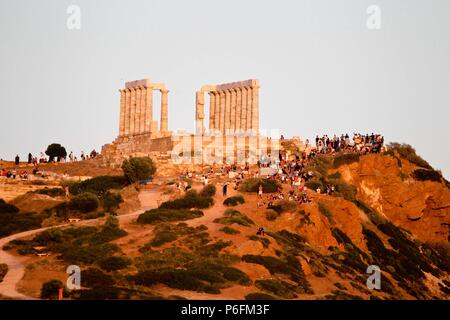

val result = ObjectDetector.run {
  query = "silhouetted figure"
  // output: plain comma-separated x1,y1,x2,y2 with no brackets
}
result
15,155,20,165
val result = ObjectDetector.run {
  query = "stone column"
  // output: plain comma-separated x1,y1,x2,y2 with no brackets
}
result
235,88,242,133
214,92,220,133
160,89,169,132
251,84,259,134
119,89,126,137
246,87,253,132
224,90,231,133
241,87,248,131
230,89,237,133
145,87,153,133
139,87,146,134
129,88,136,135
124,89,131,136
135,87,142,134
219,91,226,134
209,92,216,130
195,91,204,135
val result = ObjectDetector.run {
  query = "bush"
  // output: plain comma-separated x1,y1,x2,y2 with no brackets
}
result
239,178,280,193
214,209,254,227
99,256,132,272
122,157,156,183
223,195,245,207
199,184,216,197
137,208,203,224
0,212,45,237
160,190,214,210
69,175,127,196
220,226,240,235
333,153,360,168
0,263,8,283
81,268,115,288
255,279,297,298
318,202,334,224
45,143,67,162
271,200,297,213
40,279,66,299
265,209,279,221
68,192,99,213
411,169,441,182
101,192,123,213
304,180,324,192
0,199,19,214
249,235,270,248
150,230,178,247
34,187,65,197
333,181,357,202
388,143,432,169
245,292,278,300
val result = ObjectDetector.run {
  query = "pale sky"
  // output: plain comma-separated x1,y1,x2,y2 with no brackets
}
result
1,0,449,178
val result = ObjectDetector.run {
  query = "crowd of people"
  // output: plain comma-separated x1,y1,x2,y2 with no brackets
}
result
314,133,384,154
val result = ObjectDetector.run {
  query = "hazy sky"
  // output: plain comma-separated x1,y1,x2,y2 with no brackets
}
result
1,0,449,178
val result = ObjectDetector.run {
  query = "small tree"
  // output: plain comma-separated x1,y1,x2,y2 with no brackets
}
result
102,192,123,214
45,143,67,162
40,279,66,299
121,157,156,183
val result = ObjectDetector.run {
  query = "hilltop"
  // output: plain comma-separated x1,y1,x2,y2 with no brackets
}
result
0,143,449,300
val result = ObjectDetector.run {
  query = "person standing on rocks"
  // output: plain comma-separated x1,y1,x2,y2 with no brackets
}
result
222,183,228,197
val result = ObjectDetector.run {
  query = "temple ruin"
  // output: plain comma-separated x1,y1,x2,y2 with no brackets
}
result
118,79,170,138
195,80,259,136
101,77,272,167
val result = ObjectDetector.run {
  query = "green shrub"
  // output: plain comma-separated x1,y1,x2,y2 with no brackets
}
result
255,279,297,299
99,256,132,272
249,235,270,248
223,195,245,207
160,190,214,210
101,191,123,213
328,172,342,180
214,209,254,227
239,178,280,193
89,216,128,244
411,169,441,182
242,254,312,293
220,226,240,235
0,263,8,283
137,208,204,224
388,143,432,169
199,184,216,197
0,212,45,237
318,202,334,224
333,181,357,202
304,180,324,192
69,176,127,196
34,187,65,197
265,209,279,221
77,286,120,300
245,292,278,300
40,279,66,299
68,192,99,213
134,269,220,294
273,200,297,213
333,153,360,168
0,199,19,214
122,157,156,183
150,230,178,247
81,268,115,288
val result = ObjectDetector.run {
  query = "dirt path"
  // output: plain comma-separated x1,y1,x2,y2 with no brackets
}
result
0,189,159,300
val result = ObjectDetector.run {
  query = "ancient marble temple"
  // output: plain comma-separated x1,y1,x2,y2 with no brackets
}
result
195,79,260,136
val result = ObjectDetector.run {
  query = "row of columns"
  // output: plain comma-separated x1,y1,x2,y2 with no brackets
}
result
196,80,260,136
119,81,169,137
